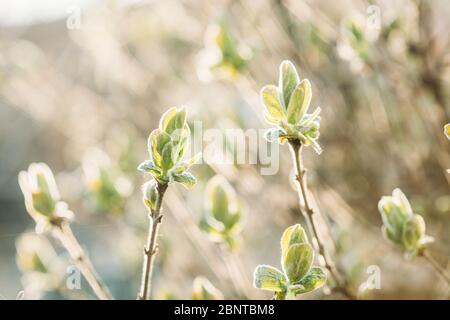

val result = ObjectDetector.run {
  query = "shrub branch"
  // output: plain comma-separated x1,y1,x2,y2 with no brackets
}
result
421,250,450,285
138,181,168,300
53,221,113,300
288,139,355,299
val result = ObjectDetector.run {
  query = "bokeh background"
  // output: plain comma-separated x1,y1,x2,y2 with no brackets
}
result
1,0,449,299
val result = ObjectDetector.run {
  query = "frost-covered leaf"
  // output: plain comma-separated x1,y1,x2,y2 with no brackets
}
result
290,267,326,294
142,180,158,210
253,265,287,292
264,128,284,142
260,85,285,119
280,224,308,265
160,107,186,135
172,171,197,188
278,60,299,107
283,243,313,284
137,160,161,177
402,214,425,251
287,80,311,125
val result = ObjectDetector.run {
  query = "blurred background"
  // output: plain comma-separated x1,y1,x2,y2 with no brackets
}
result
0,0,449,299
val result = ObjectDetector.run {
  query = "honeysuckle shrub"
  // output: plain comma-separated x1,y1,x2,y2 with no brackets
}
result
260,60,322,154
253,224,326,300
18,163,74,233
200,175,245,250
192,276,224,300
378,188,434,259
138,106,200,193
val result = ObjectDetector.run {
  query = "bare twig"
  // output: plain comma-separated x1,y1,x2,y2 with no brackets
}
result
53,221,113,300
138,182,168,300
288,139,356,299
421,250,450,286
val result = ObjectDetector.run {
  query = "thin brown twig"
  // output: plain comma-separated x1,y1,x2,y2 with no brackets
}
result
138,182,168,300
288,139,356,299
421,250,450,286
53,222,113,300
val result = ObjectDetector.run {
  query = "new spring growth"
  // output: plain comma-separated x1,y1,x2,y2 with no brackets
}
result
18,163,73,233
192,276,224,300
16,233,64,297
82,149,130,215
253,224,326,300
200,175,245,250
138,106,200,300
261,60,322,154
16,233,59,275
138,106,200,189
142,179,158,211
19,163,113,300
198,20,252,80
378,189,434,259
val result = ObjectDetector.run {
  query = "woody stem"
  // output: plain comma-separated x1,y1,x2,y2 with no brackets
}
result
288,139,355,299
138,182,168,300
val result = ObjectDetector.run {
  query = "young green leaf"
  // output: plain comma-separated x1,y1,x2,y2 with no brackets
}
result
264,128,284,142
148,129,169,168
202,175,244,247
260,85,285,119
18,163,67,222
142,180,158,210
278,60,300,107
253,265,287,292
280,224,308,263
290,267,326,294
392,188,413,216
31,192,55,217
287,80,312,125
160,107,187,135
283,243,313,284
172,171,197,188
402,214,425,251
137,160,162,177
160,142,175,172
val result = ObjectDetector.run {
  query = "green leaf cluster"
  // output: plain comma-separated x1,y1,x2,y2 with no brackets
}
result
378,188,434,258
260,61,322,154
253,224,326,299
16,233,64,295
18,163,74,233
85,166,126,215
138,107,200,189
200,175,244,250
205,21,252,78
